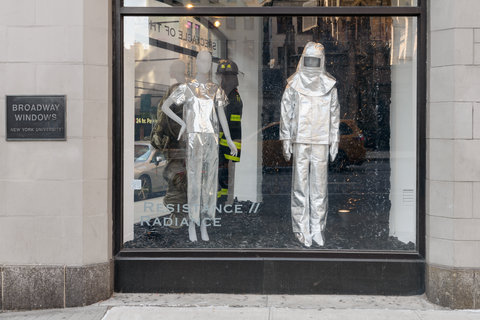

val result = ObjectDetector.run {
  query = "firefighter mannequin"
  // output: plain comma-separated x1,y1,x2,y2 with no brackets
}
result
215,59,243,201
280,42,340,247
162,50,238,242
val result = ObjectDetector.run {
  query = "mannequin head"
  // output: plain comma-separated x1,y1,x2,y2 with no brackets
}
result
298,42,326,72
215,59,239,95
196,50,212,75
169,60,186,83
215,72,222,85
289,41,336,96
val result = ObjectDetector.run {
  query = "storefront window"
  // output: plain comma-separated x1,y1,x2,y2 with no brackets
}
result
124,0,417,7
122,14,418,251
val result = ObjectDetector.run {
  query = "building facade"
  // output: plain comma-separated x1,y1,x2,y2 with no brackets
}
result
0,0,479,310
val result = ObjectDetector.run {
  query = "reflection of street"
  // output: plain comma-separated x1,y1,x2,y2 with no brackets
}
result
134,194,170,224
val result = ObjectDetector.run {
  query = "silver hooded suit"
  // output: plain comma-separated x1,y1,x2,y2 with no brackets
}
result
169,79,228,226
280,42,340,247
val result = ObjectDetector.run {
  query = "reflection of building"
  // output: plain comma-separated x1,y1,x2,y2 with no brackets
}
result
129,16,226,139
264,16,393,150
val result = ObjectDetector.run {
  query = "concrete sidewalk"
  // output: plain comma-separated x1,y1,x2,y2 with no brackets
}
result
1,294,479,320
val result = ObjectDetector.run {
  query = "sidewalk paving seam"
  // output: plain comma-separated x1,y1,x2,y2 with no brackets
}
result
100,306,111,320
411,310,423,320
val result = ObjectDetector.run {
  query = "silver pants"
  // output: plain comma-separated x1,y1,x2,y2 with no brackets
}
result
291,143,328,242
186,133,219,226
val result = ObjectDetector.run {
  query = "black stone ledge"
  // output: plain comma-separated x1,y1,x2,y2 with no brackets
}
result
2,262,113,311
427,264,480,309
115,256,425,295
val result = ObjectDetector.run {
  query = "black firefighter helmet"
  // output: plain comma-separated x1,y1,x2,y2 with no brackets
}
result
216,59,239,75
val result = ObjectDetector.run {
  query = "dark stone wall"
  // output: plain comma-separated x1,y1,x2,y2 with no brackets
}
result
427,264,480,309
0,262,113,311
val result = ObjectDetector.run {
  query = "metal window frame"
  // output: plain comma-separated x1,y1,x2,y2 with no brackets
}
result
112,0,427,294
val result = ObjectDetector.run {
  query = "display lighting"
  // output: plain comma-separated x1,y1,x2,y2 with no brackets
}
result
185,3,194,8
214,20,221,28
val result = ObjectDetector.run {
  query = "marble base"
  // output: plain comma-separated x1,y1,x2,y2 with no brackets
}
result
426,264,480,309
1,262,113,311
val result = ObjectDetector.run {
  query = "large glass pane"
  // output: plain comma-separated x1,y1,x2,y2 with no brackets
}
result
124,0,417,8
123,14,417,251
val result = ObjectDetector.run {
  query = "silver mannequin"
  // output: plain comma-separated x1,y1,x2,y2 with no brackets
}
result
280,42,340,247
162,50,238,242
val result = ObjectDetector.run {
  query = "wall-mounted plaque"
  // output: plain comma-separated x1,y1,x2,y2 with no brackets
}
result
6,95,66,141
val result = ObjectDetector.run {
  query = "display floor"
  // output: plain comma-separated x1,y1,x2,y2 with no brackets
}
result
124,159,415,251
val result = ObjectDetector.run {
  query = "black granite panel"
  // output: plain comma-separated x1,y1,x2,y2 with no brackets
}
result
263,259,424,295
115,258,264,293
115,257,424,295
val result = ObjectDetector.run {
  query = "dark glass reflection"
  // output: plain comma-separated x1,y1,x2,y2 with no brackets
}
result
124,15,417,251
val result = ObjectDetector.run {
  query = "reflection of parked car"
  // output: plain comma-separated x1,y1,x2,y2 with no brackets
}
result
262,120,366,171
331,120,366,171
134,142,167,201
262,122,292,170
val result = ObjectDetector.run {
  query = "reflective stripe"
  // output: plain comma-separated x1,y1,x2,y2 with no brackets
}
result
230,114,241,122
225,154,240,161
217,188,228,198
220,138,241,149
219,132,224,138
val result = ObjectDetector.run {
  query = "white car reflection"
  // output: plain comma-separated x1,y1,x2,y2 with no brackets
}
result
134,141,168,201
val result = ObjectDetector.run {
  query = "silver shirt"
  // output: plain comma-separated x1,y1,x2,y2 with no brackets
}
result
169,79,228,135
280,42,340,145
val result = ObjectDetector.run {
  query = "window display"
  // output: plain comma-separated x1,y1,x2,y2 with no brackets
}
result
123,14,418,251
